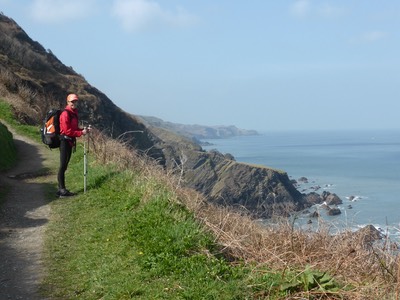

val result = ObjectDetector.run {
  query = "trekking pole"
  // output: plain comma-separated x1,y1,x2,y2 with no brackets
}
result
83,125,91,193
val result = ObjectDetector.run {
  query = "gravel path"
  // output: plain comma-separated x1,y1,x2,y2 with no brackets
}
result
0,130,51,299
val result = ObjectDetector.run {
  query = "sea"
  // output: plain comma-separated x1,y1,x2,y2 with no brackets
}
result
202,129,400,239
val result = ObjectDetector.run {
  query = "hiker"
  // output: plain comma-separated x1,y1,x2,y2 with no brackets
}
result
57,93,90,197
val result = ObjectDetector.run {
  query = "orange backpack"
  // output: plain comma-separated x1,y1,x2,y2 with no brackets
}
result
41,109,64,148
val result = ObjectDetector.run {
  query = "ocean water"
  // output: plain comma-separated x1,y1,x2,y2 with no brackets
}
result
202,129,400,237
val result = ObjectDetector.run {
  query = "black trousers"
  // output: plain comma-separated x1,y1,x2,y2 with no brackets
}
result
58,139,73,190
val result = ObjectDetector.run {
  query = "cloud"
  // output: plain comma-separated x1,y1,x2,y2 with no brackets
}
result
289,0,344,19
0,0,10,6
112,0,198,32
361,30,389,43
289,0,311,18
317,3,345,18
29,0,95,23
348,30,389,45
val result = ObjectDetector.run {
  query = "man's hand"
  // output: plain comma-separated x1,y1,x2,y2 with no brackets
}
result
82,125,91,135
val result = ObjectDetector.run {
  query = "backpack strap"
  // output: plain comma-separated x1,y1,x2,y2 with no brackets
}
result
59,109,77,150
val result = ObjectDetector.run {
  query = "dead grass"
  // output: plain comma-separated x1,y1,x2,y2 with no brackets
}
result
0,68,54,125
86,129,400,299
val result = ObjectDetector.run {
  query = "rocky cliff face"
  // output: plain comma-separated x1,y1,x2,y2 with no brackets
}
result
0,14,313,218
148,127,309,217
185,154,306,217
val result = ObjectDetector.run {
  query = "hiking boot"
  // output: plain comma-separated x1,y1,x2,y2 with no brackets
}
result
58,189,76,198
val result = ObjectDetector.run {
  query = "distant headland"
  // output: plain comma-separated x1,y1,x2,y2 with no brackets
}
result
138,115,258,141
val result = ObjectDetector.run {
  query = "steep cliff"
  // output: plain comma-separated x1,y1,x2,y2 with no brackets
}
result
147,127,308,217
0,14,311,217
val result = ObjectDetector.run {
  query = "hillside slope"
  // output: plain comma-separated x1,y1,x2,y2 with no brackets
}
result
0,13,313,217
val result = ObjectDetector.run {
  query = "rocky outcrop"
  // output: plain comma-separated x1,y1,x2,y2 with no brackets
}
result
297,177,309,183
188,155,307,217
304,191,344,217
150,127,308,218
305,191,342,206
322,191,342,205
304,192,322,205
354,225,383,247
327,207,341,216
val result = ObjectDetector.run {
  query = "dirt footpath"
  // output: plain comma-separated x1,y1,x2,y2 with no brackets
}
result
0,130,51,299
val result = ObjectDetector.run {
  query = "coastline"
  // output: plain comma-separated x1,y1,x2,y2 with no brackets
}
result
202,129,400,239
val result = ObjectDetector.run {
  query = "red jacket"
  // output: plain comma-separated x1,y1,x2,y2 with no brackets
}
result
60,106,83,138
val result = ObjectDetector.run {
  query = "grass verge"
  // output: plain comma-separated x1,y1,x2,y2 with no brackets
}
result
42,143,252,299
0,100,41,142
0,121,16,170
0,102,17,205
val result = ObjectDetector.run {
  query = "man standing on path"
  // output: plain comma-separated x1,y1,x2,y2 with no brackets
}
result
57,93,90,197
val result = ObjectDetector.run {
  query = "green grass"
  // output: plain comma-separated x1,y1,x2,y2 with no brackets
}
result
0,99,54,204
0,101,17,204
0,121,16,170
42,144,252,299
0,100,41,142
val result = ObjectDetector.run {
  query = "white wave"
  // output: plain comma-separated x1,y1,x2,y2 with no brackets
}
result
346,195,364,201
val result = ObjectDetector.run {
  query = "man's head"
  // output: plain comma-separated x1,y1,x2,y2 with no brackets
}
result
66,93,79,108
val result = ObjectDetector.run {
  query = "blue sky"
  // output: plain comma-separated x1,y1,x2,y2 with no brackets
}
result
1,0,400,131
